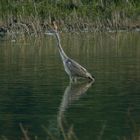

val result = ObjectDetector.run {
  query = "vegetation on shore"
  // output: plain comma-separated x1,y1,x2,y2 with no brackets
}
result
0,0,140,34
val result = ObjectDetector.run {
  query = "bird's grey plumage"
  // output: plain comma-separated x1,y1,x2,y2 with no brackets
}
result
66,59,88,77
54,31,94,82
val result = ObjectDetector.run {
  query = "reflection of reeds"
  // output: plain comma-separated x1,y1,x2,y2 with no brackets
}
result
42,125,57,140
19,123,30,140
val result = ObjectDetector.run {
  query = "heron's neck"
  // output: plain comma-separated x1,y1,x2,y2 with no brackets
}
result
55,32,68,60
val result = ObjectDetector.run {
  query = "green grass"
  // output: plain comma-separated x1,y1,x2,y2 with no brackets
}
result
0,0,140,33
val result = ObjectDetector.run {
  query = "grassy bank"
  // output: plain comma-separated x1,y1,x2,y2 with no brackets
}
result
0,0,140,34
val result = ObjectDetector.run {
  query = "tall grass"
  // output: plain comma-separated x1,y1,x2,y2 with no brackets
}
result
0,0,140,34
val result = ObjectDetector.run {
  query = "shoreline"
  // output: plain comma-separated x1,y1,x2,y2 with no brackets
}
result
0,0,140,37
0,20,140,38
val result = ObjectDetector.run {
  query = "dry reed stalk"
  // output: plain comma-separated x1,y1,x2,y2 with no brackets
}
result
31,22,37,36
42,125,57,140
19,123,30,140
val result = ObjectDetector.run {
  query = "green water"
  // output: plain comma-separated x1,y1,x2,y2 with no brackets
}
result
0,32,140,140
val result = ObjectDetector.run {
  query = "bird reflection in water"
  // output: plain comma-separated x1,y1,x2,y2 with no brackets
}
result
57,80,94,140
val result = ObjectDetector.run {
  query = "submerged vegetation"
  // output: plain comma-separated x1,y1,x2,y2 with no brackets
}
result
0,0,140,34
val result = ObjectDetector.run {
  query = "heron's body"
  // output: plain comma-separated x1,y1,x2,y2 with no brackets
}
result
54,31,94,82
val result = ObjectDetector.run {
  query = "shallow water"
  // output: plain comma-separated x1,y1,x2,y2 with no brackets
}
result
0,32,140,140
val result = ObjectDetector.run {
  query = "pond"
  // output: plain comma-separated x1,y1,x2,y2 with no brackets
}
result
0,32,140,140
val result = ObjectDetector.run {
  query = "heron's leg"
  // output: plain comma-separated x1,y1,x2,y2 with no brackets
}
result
70,77,75,83
73,77,77,83
69,77,73,82
70,77,77,83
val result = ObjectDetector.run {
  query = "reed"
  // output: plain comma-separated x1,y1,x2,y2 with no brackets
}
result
0,0,139,35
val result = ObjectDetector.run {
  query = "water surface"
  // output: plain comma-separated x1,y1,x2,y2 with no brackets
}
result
0,32,140,140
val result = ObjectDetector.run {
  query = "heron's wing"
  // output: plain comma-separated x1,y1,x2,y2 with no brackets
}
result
66,59,88,77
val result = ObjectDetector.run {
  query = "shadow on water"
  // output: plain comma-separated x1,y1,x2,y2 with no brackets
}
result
42,81,94,140
57,81,93,140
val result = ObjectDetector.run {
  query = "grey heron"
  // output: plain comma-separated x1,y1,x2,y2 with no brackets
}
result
53,22,94,82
